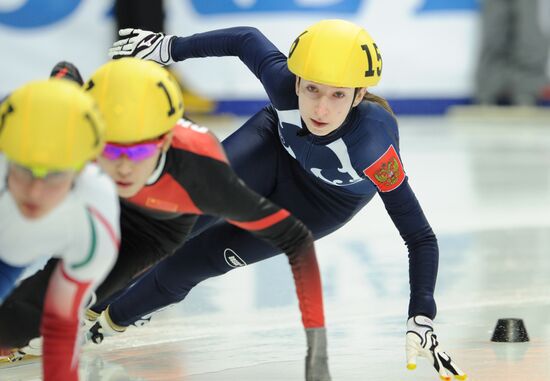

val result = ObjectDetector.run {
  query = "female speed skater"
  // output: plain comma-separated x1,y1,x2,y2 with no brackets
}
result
102,19,467,380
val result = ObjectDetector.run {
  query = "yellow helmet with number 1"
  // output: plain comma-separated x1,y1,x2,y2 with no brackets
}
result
287,19,382,88
0,79,105,178
85,58,184,143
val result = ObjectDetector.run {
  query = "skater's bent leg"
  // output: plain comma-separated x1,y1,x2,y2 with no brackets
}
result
109,222,280,326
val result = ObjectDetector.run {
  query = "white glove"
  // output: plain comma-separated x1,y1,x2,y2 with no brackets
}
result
108,28,176,65
406,315,467,380
305,327,331,381
87,307,126,344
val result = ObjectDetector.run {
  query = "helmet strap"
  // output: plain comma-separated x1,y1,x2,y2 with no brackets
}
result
145,150,167,186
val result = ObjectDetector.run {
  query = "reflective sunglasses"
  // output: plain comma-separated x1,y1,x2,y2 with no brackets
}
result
102,137,165,161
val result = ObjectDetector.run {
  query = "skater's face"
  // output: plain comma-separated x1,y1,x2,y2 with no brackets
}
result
296,78,366,136
97,132,173,198
7,163,76,219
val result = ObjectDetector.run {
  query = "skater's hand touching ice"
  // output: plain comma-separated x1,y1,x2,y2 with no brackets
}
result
406,316,467,380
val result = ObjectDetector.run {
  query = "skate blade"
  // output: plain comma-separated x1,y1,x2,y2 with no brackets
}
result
0,354,41,368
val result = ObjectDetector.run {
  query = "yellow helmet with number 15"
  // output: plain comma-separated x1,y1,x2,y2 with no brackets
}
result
287,19,382,88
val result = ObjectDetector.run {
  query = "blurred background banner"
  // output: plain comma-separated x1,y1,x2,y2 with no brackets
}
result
0,0,547,114
188,0,364,14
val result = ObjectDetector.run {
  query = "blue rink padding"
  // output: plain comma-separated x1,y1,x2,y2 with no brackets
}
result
213,97,550,116
0,95,548,116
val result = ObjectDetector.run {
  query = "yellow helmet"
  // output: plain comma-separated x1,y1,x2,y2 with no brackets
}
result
85,58,184,143
0,79,105,177
287,19,382,88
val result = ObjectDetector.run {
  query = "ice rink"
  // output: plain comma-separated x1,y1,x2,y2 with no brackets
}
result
3,110,550,381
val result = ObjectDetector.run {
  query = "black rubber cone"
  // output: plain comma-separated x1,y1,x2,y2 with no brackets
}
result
491,318,529,342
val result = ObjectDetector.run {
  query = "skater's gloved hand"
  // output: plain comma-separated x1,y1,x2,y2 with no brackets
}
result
305,327,331,381
87,307,126,344
108,28,176,65
406,315,467,380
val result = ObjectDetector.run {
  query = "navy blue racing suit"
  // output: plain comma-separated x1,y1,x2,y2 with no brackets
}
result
106,27,439,326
